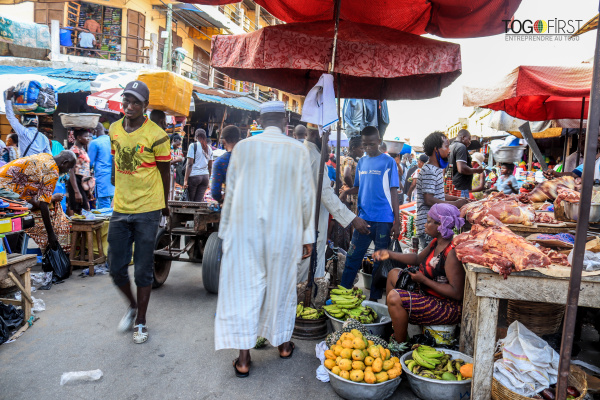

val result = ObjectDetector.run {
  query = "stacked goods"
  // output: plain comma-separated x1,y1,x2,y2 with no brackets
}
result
323,329,402,383
137,71,193,117
12,81,57,115
323,286,378,324
295,302,324,319
405,345,473,381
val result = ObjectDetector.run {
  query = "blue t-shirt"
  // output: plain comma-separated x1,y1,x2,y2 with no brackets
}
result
354,153,399,223
495,174,519,194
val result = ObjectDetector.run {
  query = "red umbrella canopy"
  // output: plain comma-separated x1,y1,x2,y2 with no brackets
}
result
210,20,462,100
463,65,593,121
180,0,521,39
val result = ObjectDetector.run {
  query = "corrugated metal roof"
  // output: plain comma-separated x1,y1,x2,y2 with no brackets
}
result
0,66,98,93
193,91,260,112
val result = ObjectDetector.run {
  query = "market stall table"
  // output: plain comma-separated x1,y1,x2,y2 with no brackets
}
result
0,254,37,326
459,262,600,400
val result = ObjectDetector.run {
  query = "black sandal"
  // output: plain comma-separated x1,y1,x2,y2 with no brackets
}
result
233,358,250,378
279,342,295,359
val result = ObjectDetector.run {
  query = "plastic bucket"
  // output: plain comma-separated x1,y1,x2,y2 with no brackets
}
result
422,325,457,345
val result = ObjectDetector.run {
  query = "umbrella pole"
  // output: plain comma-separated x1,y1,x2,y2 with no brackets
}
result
576,96,586,166
330,74,342,288
304,130,331,305
561,132,569,172
555,13,600,400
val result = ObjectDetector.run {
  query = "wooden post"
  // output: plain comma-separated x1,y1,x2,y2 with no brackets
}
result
22,268,31,324
471,296,499,400
459,273,477,356
87,230,95,276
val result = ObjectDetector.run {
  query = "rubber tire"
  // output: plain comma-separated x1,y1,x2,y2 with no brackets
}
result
202,232,222,294
152,228,172,289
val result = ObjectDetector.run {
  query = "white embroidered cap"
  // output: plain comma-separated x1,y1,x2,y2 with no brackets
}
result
260,101,286,115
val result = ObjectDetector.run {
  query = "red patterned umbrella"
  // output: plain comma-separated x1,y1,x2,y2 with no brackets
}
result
179,0,521,39
463,65,592,121
210,20,462,100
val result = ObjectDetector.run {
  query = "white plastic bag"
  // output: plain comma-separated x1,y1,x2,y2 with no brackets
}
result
32,297,45,313
60,369,103,385
493,321,559,397
315,341,330,382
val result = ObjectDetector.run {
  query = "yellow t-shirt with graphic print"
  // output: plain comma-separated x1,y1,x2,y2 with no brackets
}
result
109,117,171,214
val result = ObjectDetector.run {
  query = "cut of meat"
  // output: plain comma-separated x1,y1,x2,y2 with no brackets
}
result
520,176,576,203
534,212,559,225
453,223,551,278
483,229,551,271
460,192,535,226
555,186,581,204
538,246,570,266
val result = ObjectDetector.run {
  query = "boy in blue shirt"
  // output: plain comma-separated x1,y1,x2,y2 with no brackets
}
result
340,126,400,300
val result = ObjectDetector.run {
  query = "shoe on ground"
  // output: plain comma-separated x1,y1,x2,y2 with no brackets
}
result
133,324,148,344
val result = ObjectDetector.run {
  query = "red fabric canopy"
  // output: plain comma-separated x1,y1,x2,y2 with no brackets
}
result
463,65,592,121
210,20,462,100
181,0,521,38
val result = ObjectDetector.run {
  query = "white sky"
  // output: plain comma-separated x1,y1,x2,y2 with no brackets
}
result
385,0,599,145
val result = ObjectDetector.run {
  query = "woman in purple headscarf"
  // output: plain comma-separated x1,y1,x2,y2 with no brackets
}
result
373,203,466,343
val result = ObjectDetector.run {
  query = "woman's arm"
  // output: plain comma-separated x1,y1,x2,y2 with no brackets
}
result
184,157,193,188
343,165,354,188
208,159,213,177
339,186,359,202
373,245,431,266
410,249,465,301
69,170,82,204
406,178,417,200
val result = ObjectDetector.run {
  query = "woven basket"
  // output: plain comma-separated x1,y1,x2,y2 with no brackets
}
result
492,366,587,400
507,300,565,336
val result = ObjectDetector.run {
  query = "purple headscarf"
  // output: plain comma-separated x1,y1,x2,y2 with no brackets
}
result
428,203,465,239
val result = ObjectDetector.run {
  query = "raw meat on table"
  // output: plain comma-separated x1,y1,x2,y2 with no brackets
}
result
454,224,551,278
460,192,535,226
519,176,577,203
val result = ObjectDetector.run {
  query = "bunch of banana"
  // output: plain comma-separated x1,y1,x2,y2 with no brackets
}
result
324,286,378,324
296,302,324,319
403,345,469,381
71,214,85,220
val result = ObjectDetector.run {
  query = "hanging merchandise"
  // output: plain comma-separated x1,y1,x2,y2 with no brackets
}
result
301,73,338,134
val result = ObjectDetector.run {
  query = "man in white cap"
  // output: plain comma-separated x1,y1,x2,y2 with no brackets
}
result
215,101,316,377
298,123,370,282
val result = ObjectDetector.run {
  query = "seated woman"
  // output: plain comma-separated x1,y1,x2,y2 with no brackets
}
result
373,203,466,343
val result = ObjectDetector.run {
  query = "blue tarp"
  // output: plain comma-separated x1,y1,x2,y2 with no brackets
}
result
0,66,98,93
193,91,260,112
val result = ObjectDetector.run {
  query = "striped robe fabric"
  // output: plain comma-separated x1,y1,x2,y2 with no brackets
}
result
215,126,316,350
297,140,355,282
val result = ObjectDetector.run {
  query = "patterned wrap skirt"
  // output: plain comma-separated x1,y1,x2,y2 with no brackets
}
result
394,289,462,325
25,206,71,253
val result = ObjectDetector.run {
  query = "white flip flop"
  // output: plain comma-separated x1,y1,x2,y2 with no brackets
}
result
133,324,148,344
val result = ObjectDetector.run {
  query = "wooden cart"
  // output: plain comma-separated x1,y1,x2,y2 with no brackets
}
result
153,200,222,292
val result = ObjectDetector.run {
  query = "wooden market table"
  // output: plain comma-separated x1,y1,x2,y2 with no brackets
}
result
0,254,37,326
459,262,600,400
506,222,576,237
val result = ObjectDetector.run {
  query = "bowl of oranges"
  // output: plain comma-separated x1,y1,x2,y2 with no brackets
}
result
322,329,402,400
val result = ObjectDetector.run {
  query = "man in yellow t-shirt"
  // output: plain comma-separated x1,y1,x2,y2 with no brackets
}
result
108,80,171,344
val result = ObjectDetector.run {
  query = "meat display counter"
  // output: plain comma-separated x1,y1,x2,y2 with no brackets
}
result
458,262,600,400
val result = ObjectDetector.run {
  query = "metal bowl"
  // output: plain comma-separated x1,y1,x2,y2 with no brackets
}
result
562,201,600,222
400,348,473,400
326,369,401,400
59,113,101,129
492,145,526,163
383,140,405,154
324,300,392,337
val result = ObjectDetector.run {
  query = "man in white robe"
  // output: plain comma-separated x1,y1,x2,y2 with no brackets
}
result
298,124,370,282
215,101,315,377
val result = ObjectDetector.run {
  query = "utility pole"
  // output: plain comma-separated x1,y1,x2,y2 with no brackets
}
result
162,3,173,71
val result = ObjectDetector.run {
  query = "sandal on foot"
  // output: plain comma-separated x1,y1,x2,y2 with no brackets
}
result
133,324,148,344
280,342,295,359
233,358,250,378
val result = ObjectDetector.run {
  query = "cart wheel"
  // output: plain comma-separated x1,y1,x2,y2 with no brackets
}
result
153,228,172,289
202,232,222,294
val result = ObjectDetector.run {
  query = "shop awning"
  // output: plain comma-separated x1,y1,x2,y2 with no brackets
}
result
0,66,98,93
193,91,261,112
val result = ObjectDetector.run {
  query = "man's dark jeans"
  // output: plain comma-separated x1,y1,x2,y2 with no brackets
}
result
108,210,161,288
340,221,393,300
